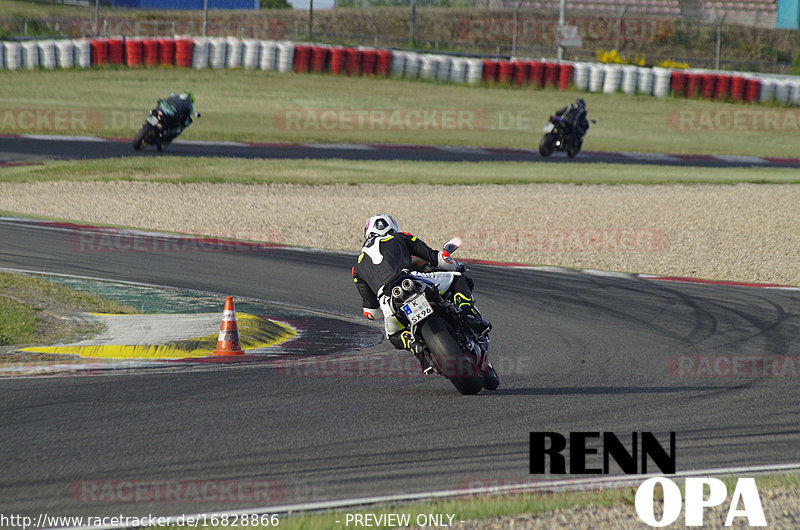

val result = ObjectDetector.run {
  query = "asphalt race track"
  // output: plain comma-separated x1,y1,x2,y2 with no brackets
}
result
3,134,800,167
2,219,800,521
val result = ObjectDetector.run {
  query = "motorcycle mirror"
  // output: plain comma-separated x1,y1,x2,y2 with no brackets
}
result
443,237,462,254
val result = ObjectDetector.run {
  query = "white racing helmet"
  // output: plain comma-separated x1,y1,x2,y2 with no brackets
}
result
364,214,399,239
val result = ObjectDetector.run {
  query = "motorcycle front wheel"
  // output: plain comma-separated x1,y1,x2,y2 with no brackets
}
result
539,133,555,157
420,316,484,395
132,123,155,151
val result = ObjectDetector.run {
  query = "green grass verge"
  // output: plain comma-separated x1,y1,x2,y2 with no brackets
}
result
262,491,636,530
154,473,800,529
0,272,139,314
0,272,138,346
2,156,800,185
0,69,797,157
0,297,38,345
149,488,637,530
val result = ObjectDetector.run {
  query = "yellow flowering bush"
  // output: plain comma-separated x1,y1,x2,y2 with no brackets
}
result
595,49,646,66
658,58,689,69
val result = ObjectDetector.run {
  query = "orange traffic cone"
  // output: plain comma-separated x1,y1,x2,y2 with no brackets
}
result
213,296,245,355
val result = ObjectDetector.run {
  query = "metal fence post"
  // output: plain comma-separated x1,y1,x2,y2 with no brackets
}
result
410,0,416,43
716,12,727,70
557,0,566,60
309,0,314,40
512,0,522,57
203,0,208,37
616,6,628,51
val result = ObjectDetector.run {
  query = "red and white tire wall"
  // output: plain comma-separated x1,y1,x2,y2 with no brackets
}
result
1,37,799,104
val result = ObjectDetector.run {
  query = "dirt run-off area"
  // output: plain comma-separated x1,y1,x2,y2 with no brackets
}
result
1,181,799,286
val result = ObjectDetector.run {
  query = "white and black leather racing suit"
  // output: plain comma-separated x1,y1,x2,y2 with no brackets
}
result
352,230,488,352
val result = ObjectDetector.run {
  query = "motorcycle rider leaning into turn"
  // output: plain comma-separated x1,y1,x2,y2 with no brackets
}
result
553,98,589,143
352,214,491,368
154,91,200,143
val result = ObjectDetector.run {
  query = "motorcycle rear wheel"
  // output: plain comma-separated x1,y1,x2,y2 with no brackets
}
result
567,138,583,158
133,124,155,151
539,133,555,157
420,316,484,395
483,361,500,391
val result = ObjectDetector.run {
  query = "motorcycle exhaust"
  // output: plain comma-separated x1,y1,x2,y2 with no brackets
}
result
391,285,405,300
401,278,417,294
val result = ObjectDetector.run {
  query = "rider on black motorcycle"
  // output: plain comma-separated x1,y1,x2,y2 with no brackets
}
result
154,91,199,143
352,214,491,365
553,98,589,143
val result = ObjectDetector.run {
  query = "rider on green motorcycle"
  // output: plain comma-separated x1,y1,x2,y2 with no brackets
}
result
155,91,200,142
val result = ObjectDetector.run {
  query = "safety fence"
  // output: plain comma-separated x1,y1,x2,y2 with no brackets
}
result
1,36,799,105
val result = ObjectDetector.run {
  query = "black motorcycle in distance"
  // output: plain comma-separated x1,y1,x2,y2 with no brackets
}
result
539,114,584,158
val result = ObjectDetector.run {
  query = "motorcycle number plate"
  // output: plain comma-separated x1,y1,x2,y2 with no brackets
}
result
543,122,554,133
402,295,433,325
146,115,159,126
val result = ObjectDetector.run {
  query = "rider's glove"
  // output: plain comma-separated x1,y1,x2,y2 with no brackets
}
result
437,251,459,271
